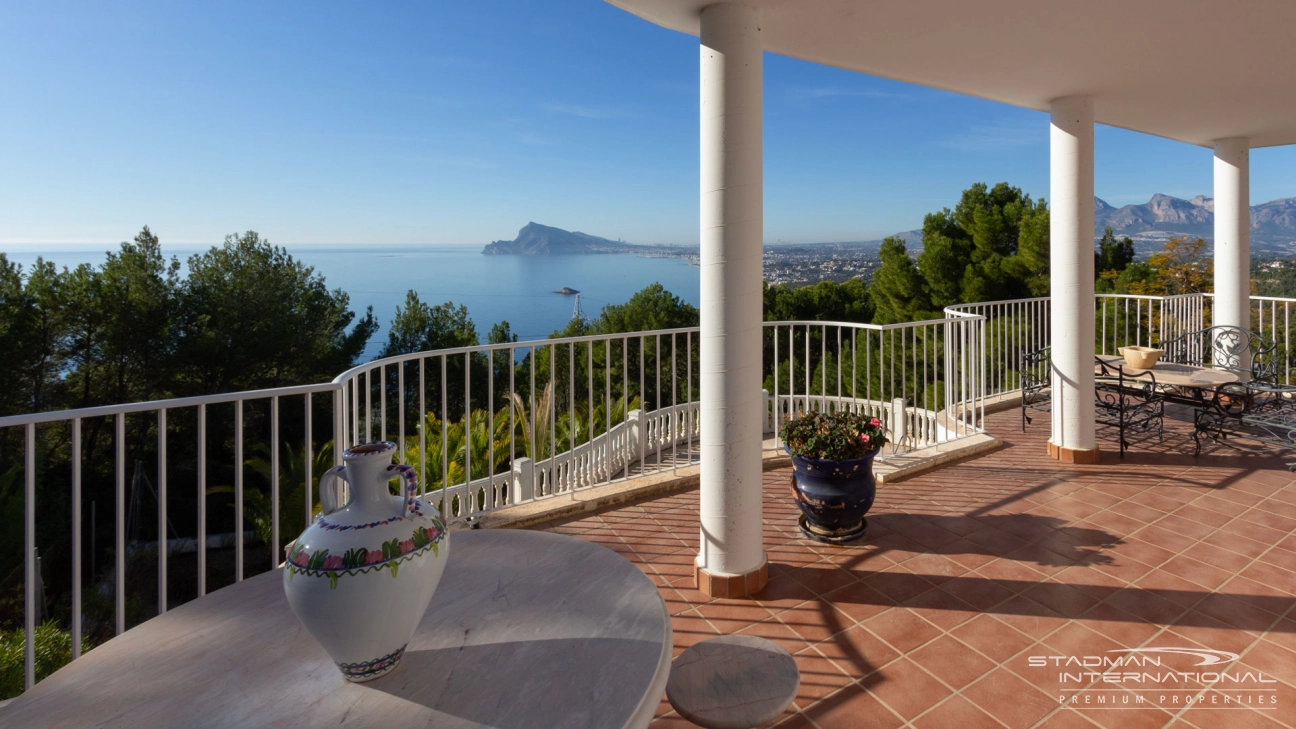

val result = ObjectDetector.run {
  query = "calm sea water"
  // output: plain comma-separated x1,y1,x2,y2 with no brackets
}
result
4,246,701,360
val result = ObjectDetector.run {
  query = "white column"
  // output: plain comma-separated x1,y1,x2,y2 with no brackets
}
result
1214,138,1250,332
1049,96,1098,461
697,2,765,584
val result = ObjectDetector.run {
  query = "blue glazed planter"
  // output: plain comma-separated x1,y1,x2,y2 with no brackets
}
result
787,449,879,544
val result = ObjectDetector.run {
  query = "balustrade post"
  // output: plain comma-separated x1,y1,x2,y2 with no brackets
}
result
511,457,535,505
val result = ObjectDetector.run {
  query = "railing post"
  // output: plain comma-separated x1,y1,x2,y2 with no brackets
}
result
511,457,535,504
889,397,908,452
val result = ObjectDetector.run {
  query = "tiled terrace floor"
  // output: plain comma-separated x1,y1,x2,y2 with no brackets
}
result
535,408,1296,728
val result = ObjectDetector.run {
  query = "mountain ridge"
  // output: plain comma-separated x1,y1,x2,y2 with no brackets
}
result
482,222,635,255
1095,194,1296,253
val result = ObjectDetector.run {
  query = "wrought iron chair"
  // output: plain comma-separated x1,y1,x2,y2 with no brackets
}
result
1020,347,1051,431
1192,380,1296,463
1094,357,1165,457
1161,325,1278,385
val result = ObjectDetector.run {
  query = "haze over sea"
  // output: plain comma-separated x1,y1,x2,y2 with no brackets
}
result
4,246,701,361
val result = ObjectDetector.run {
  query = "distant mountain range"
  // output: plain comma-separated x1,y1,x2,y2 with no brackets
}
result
487,194,1296,259
482,222,637,255
1094,194,1296,254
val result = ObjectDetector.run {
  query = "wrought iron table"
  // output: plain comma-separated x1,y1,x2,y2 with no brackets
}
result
2,530,673,729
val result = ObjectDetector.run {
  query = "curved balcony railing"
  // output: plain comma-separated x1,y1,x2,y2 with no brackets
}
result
0,311,1000,694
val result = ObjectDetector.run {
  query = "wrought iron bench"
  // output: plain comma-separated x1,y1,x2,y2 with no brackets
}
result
1193,381,1296,463
1095,357,1165,457
1161,325,1279,387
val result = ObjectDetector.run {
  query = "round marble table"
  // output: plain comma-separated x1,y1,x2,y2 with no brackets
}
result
3,530,672,729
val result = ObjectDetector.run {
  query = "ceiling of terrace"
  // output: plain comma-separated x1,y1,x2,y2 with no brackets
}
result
606,0,1296,148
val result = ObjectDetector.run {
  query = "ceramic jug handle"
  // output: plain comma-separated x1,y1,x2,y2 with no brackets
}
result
318,466,348,516
387,464,421,519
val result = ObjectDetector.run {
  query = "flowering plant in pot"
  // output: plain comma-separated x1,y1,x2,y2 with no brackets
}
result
783,410,888,544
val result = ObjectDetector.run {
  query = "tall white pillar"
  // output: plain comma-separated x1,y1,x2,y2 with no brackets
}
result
1214,138,1250,332
696,2,766,598
1048,96,1098,463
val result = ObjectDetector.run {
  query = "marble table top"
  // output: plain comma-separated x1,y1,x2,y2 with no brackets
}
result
1097,355,1240,388
3,530,672,729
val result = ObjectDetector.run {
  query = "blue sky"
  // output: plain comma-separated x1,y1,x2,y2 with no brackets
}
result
4,0,1296,248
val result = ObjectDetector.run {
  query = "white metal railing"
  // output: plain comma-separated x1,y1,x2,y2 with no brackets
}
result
2,312,993,694
0,382,340,694
944,292,1296,402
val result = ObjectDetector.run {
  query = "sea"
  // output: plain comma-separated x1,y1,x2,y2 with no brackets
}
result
3,245,701,360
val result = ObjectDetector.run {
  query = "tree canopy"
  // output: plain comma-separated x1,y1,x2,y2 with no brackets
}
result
0,228,379,415
867,182,1050,323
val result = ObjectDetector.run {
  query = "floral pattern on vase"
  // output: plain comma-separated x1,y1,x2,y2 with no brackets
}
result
282,441,450,683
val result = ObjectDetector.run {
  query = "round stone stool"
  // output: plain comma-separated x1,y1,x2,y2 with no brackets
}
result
666,635,800,729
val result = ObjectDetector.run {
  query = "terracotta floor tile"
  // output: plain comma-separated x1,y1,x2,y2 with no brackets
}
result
791,651,855,702
734,617,814,657
1168,610,1263,655
670,611,721,652
939,574,1019,611
817,580,894,623
751,575,819,612
855,567,939,604
990,594,1070,640
1239,560,1296,595
1033,709,1105,728
1159,554,1236,591
776,600,855,643
813,623,900,678
1129,524,1199,554
912,695,1006,729
1021,581,1104,619
950,614,1037,664
861,608,943,654
909,634,996,689
1132,569,1215,608
1069,694,1172,729
1078,601,1162,647
787,563,862,596
862,656,952,720
1178,706,1289,729
963,668,1058,729
801,683,904,729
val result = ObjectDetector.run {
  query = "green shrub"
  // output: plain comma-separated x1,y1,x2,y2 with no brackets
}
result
0,621,90,700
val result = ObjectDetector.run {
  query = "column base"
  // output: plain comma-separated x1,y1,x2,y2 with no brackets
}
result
695,558,768,599
1048,441,1100,464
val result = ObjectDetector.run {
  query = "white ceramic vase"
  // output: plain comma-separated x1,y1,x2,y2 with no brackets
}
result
283,441,449,682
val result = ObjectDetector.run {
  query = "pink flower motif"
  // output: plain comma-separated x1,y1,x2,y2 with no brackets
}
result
366,549,385,565
399,539,415,554
859,433,871,443
869,418,881,427
293,552,309,567
322,555,344,570
425,526,441,542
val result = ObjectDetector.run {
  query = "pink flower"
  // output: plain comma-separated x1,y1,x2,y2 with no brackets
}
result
399,539,415,554
869,418,881,427
366,549,385,565
859,433,871,443
322,555,344,570
425,526,441,542
293,552,309,567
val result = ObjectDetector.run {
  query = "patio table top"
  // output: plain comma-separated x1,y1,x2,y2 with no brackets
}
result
1096,355,1239,388
3,530,672,729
